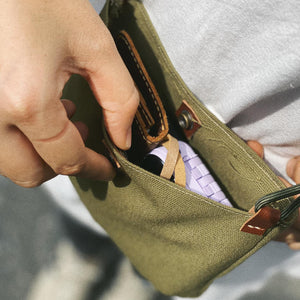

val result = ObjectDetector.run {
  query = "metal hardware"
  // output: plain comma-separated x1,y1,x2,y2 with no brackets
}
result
175,101,201,139
178,110,193,130
255,184,300,221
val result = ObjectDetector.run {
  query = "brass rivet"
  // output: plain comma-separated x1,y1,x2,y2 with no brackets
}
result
178,110,193,130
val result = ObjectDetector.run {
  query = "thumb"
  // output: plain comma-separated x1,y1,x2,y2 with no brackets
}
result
86,38,139,150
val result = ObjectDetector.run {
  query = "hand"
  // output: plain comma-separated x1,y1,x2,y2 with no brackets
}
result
247,141,300,250
276,156,300,250
0,0,139,187
287,156,300,184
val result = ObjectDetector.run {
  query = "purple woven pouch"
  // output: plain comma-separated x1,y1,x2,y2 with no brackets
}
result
148,141,232,207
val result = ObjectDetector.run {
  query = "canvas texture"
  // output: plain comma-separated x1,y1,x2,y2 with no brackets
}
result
63,1,296,297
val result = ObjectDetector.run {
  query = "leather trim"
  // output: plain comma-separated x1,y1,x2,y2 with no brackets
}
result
240,206,281,235
116,31,169,144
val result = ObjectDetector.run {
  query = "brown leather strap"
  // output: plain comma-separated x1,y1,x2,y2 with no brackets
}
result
174,152,186,188
161,135,179,180
161,135,186,188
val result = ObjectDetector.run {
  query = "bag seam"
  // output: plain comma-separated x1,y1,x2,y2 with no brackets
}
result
139,5,283,193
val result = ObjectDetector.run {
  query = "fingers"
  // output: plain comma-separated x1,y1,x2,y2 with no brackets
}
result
81,25,139,150
278,176,292,187
61,99,89,141
286,156,300,184
247,140,264,158
276,229,300,250
17,99,116,181
1,97,115,187
66,8,139,150
0,126,56,187
61,99,76,119
87,57,139,150
247,140,299,185
100,82,138,150
0,0,128,187
278,157,300,251
0,99,73,187
73,121,89,142
276,210,300,251
247,140,300,250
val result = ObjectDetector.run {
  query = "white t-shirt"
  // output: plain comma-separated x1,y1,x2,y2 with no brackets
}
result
44,1,300,299
143,0,300,181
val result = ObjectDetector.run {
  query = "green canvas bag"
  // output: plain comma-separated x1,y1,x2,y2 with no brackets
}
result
63,0,300,297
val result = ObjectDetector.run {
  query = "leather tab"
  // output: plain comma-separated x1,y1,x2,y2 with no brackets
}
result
240,206,281,235
160,135,180,181
176,100,201,139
